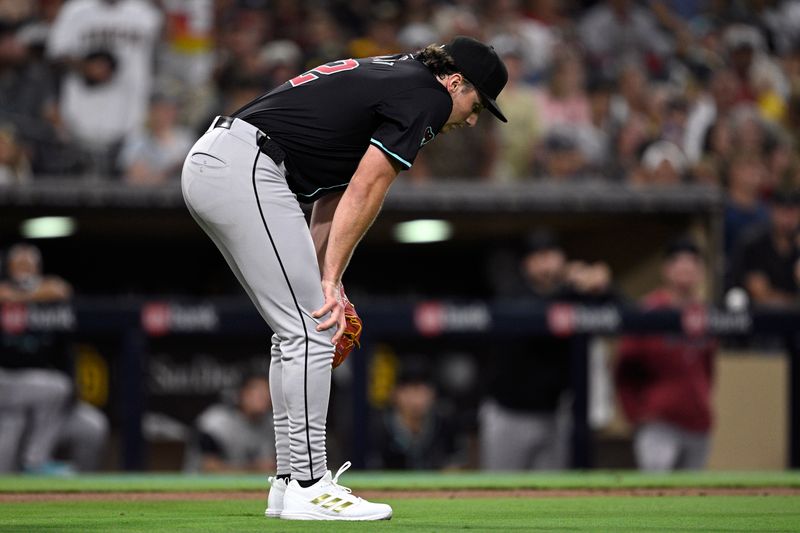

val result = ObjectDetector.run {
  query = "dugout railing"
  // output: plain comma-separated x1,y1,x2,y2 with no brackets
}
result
2,298,798,470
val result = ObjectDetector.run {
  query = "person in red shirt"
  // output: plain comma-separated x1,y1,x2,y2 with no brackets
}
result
615,238,716,471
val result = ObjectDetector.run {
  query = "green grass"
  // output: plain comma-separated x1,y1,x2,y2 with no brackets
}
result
0,496,799,533
0,471,799,493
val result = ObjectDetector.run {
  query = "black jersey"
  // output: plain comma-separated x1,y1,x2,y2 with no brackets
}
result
233,54,452,202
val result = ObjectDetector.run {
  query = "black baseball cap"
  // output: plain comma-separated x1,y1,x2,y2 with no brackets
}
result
443,36,508,122
664,237,702,259
523,229,562,255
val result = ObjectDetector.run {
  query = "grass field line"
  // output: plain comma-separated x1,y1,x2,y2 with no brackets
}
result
2,486,800,503
1,471,799,493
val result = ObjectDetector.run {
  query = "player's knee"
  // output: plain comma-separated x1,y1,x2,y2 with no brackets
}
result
279,326,333,362
27,371,72,403
79,405,110,442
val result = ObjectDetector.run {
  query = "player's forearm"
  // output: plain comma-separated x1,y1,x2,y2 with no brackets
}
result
29,279,73,302
310,192,343,271
322,148,397,284
322,182,388,284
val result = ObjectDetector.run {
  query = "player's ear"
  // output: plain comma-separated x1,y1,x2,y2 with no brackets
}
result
447,73,463,94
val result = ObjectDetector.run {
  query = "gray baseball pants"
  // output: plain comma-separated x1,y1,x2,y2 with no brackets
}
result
634,421,709,471
0,368,71,471
479,399,570,470
181,117,334,481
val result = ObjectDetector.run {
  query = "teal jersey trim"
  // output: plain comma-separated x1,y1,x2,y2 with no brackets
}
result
296,182,348,198
369,138,412,168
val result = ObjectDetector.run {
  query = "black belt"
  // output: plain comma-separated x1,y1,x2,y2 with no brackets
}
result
212,116,285,166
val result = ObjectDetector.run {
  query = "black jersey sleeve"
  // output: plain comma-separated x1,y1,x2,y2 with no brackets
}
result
370,86,452,169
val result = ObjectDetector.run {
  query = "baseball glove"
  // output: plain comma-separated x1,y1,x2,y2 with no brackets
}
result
333,285,362,369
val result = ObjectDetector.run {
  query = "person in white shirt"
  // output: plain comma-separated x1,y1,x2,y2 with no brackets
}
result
46,0,162,175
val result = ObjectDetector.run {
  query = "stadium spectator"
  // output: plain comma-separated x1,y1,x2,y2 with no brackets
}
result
609,61,651,127
46,0,163,176
785,44,800,96
0,0,37,24
396,1,437,52
721,24,789,116
0,20,55,165
408,118,495,181
8,6,95,176
157,0,217,131
615,238,716,472
119,92,193,186
531,49,599,178
782,93,800,169
484,0,559,80
0,123,32,184
258,40,303,95
214,7,273,105
535,130,588,180
609,110,651,181
370,359,466,470
730,106,769,161
533,49,591,136
347,3,401,59
0,243,108,473
583,77,613,172
765,130,800,193
431,4,480,46
490,44,540,181
299,8,348,71
760,1,800,57
723,154,770,255
629,140,688,186
729,189,800,306
579,0,672,80
658,95,690,150
684,69,740,165
481,230,615,470
185,373,276,473
692,116,734,186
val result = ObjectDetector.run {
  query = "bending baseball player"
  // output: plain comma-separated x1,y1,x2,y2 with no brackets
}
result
181,36,507,521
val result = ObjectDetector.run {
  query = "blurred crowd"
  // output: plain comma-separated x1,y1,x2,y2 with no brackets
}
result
0,0,796,188
0,0,798,272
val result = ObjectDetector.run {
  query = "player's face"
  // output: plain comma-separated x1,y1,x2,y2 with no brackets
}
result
9,250,40,282
663,252,703,294
442,84,483,133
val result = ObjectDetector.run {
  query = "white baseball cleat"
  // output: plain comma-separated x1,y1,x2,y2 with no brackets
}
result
264,475,287,518
280,462,392,521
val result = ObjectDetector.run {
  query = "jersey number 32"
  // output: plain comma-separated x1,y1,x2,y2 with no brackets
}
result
289,59,359,87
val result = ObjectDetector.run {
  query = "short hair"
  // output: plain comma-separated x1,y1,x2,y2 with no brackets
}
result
415,44,473,89
8,243,41,265
664,237,702,260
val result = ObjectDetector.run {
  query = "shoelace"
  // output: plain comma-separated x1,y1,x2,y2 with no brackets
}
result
331,461,357,498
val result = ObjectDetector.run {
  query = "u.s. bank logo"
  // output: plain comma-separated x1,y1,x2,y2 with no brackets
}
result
420,126,435,146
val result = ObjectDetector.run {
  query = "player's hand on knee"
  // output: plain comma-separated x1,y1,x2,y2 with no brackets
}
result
313,280,346,344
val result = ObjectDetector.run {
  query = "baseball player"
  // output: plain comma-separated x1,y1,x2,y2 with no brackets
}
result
615,239,716,471
0,244,108,473
181,36,507,520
